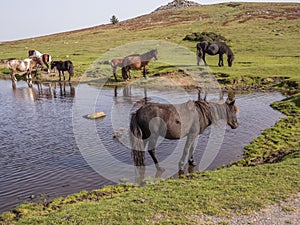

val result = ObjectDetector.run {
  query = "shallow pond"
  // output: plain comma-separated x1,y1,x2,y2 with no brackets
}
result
0,79,285,213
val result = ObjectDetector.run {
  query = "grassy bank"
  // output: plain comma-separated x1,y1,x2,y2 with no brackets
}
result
1,94,299,224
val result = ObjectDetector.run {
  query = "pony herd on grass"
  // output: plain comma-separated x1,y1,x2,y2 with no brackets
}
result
6,49,74,88
108,41,234,82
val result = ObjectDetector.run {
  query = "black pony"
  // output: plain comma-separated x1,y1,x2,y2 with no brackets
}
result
196,41,234,67
51,60,74,81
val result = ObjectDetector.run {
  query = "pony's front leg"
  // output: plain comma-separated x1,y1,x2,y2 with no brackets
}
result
143,66,147,79
11,72,17,88
58,71,62,81
202,53,208,66
112,67,118,82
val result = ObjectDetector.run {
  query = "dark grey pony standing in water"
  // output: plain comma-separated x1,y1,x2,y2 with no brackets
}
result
129,95,239,184
196,41,235,67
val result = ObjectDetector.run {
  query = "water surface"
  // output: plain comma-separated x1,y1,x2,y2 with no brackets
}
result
0,79,285,213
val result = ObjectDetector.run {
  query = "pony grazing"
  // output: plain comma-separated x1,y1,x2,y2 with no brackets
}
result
7,57,44,88
130,95,239,183
122,49,158,80
196,41,234,67
50,60,74,81
28,50,52,73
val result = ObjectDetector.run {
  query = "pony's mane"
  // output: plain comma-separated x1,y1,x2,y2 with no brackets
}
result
194,99,212,125
208,100,228,124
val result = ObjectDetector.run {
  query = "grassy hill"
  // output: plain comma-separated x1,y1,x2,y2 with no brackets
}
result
0,2,299,89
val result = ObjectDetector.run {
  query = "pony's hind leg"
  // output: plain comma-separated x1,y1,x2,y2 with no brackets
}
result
218,54,224,67
178,134,197,176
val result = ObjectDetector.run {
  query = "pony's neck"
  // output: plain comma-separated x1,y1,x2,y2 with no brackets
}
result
226,47,234,57
209,101,228,124
194,100,212,130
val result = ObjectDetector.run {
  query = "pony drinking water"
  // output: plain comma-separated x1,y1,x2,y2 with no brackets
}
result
196,41,234,67
130,95,239,183
122,49,158,80
7,57,44,88
28,50,52,73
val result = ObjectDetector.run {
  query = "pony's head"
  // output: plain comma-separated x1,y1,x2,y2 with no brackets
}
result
30,56,44,66
228,54,234,67
225,92,239,129
151,49,158,60
225,94,239,129
50,61,58,70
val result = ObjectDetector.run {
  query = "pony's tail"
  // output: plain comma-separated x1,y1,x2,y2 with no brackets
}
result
129,112,145,167
69,63,74,77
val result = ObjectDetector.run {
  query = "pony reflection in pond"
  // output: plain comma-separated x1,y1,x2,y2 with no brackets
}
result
130,94,239,184
122,49,158,80
196,41,235,67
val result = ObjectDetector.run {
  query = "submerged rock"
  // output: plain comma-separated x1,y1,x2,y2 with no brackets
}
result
84,112,106,119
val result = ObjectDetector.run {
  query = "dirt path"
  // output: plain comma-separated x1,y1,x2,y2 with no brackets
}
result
196,193,300,224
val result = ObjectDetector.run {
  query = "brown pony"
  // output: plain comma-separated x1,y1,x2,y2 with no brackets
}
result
122,49,158,80
7,57,44,88
28,50,52,73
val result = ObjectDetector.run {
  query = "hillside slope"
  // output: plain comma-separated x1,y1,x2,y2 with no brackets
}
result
0,2,299,86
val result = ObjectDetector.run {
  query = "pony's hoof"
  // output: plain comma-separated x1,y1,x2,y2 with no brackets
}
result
188,164,196,174
155,167,165,178
178,170,184,177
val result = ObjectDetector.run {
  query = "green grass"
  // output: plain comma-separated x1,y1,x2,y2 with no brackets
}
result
1,2,300,224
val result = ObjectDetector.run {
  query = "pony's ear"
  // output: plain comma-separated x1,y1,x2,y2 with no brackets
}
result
227,91,235,101
226,99,235,106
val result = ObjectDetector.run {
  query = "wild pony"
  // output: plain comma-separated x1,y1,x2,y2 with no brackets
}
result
130,95,239,183
50,60,74,81
196,41,234,67
110,58,124,82
7,57,44,88
28,50,52,73
122,49,158,80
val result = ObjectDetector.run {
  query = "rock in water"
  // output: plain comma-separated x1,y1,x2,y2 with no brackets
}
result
84,112,106,119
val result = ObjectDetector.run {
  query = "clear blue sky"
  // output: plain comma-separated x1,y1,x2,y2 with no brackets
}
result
0,0,298,41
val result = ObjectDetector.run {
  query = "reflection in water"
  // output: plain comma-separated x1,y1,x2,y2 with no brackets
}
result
12,81,75,101
0,79,286,213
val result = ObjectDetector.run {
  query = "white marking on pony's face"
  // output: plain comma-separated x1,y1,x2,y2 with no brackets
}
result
34,50,43,57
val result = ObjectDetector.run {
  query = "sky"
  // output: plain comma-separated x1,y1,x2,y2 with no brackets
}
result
0,0,299,42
